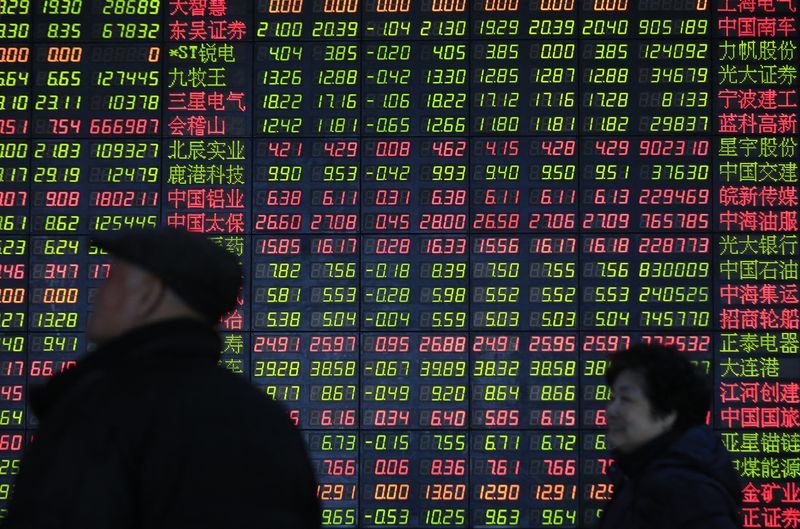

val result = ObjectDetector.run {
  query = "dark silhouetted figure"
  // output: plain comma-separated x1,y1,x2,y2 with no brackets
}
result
598,342,742,529
4,229,320,529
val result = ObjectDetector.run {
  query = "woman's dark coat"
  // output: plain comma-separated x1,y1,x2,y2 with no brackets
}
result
599,426,743,529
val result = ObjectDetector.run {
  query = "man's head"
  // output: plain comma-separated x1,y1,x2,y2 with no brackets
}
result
604,343,710,453
87,229,242,345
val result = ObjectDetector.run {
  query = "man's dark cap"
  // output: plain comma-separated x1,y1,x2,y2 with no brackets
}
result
91,229,242,323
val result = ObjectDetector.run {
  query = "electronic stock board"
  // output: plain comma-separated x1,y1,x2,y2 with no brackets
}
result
0,1,798,527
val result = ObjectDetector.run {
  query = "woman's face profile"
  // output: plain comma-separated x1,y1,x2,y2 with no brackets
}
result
605,370,676,453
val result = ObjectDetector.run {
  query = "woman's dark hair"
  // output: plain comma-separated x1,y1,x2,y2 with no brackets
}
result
605,342,710,428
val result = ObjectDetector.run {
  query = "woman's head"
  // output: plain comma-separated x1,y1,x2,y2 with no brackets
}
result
605,343,710,453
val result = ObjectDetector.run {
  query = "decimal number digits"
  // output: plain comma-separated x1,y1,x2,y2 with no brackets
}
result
102,0,159,14
101,23,159,39
0,0,31,15
43,0,81,14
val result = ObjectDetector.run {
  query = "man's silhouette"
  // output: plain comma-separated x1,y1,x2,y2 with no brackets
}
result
4,229,320,529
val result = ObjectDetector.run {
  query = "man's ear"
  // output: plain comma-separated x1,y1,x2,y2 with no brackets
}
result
128,269,165,318
660,410,678,431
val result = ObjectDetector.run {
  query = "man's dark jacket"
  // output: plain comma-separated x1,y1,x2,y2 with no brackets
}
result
598,426,742,529
4,319,320,529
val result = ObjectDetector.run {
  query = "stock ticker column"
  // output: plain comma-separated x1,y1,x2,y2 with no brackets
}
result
714,4,800,529
579,5,716,527
0,0,29,515
0,0,163,517
252,0,362,526
164,0,252,377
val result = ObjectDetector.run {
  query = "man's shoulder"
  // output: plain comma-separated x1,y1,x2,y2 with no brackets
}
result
147,361,293,424
54,356,286,427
